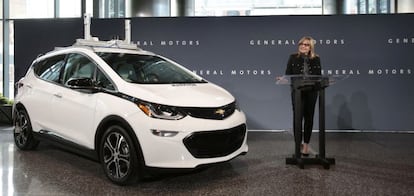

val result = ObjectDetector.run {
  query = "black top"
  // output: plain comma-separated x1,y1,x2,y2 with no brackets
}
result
285,53,321,75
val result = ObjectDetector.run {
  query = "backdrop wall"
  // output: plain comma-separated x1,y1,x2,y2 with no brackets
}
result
14,14,414,131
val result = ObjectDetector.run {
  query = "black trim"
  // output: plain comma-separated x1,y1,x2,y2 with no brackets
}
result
110,92,237,120
183,124,247,158
181,102,236,120
33,131,99,161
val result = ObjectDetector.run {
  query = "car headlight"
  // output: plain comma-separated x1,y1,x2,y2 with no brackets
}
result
137,102,186,120
235,100,242,112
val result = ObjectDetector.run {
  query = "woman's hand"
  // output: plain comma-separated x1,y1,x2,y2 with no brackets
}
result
276,76,288,84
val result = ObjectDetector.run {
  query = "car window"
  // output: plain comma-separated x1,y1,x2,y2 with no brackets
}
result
95,69,115,90
97,53,206,84
33,54,66,83
62,53,115,91
63,53,95,84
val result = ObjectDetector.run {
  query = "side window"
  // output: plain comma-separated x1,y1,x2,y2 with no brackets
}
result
63,53,96,84
96,69,115,90
62,53,115,90
33,54,66,83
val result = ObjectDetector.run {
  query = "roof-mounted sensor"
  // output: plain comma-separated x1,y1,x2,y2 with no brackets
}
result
75,14,139,50
73,39,140,50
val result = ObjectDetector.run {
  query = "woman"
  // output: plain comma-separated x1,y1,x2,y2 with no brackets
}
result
285,36,321,156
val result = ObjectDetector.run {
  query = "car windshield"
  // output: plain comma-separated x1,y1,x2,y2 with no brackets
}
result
97,52,206,84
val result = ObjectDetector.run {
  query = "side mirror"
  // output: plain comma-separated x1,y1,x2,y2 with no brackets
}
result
66,78,100,93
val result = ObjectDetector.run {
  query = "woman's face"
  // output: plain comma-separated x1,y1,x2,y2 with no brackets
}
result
298,39,311,54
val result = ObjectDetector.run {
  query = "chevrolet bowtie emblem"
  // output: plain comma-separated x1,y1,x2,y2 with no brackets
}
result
215,109,226,116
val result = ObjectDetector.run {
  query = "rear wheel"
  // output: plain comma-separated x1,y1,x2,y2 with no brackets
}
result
14,108,39,150
100,125,142,185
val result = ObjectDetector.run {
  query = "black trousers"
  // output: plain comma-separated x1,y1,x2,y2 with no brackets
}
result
291,89,318,144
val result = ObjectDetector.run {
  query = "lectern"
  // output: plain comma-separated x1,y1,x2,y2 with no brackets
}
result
277,75,345,169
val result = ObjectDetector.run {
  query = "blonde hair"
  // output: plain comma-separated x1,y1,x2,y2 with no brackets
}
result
297,36,318,59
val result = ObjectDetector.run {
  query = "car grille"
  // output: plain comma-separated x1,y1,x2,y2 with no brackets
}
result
181,102,236,120
183,124,246,158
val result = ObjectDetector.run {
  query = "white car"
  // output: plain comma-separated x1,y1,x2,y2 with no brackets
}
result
13,39,248,185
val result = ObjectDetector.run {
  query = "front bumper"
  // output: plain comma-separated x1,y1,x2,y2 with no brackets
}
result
127,110,248,168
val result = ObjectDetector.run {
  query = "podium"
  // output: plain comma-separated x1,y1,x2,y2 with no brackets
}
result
277,75,346,169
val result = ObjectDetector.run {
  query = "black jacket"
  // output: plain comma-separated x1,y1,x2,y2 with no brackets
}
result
285,53,321,75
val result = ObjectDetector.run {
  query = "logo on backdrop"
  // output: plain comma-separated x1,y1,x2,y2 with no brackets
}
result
136,40,200,46
387,37,414,44
249,38,345,46
193,68,272,76
322,67,412,76
192,66,412,78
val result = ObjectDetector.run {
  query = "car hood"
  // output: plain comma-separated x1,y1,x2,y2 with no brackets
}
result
119,82,235,107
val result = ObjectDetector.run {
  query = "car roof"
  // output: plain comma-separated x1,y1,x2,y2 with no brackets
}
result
48,39,155,56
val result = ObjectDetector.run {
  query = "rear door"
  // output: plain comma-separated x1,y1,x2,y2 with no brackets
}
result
24,54,66,132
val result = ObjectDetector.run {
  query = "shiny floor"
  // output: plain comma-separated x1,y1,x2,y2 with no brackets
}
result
1,126,414,196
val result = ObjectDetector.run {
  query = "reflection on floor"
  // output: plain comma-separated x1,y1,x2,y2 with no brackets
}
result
1,126,414,195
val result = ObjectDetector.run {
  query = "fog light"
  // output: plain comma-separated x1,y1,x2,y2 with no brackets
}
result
151,129,179,137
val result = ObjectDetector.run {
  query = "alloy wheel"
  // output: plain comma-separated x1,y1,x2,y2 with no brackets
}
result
13,108,38,150
14,110,30,147
103,132,131,180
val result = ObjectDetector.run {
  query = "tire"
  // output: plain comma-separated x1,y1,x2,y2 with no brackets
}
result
99,125,142,185
14,108,39,150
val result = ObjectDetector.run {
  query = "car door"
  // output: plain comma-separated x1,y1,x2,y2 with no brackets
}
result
49,53,100,148
24,55,66,132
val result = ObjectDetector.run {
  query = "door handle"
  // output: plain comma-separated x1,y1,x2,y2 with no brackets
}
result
53,93,62,98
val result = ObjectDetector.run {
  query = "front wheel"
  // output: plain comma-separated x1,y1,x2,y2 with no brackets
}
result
99,125,142,185
14,108,39,150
